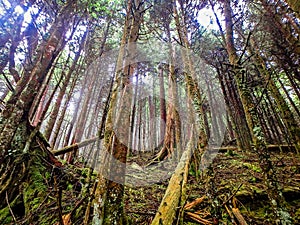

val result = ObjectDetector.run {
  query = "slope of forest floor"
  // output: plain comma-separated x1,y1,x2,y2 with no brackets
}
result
7,145,299,224
124,148,300,224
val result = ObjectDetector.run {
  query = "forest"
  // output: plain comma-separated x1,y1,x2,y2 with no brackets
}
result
0,0,300,224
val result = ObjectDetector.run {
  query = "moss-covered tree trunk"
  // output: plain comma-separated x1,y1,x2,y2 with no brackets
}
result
0,1,76,223
172,0,210,166
249,39,300,151
92,0,144,224
151,136,194,225
223,0,292,223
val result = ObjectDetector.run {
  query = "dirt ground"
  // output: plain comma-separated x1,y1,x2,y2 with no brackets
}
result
124,148,300,224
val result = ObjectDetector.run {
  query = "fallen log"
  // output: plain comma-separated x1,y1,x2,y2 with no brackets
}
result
150,138,194,225
211,144,296,153
51,136,99,156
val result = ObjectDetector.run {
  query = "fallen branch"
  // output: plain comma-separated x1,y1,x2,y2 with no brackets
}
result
185,212,212,225
6,191,16,223
222,183,243,207
210,145,296,153
232,208,248,225
210,146,238,152
224,204,234,221
184,196,206,210
51,136,101,156
126,211,156,215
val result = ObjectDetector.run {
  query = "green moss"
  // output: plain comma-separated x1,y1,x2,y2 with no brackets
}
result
31,170,47,192
23,152,49,219
242,162,262,173
67,183,73,191
225,149,235,156
294,208,300,224
0,206,12,224
81,167,90,177
249,177,257,183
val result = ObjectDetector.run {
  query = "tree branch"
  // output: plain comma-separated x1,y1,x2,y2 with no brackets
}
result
51,136,103,156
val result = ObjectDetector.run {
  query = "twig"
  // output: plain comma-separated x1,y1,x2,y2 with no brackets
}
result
222,183,243,207
224,204,234,221
184,196,206,210
1,72,14,92
185,212,212,225
237,32,252,65
54,175,64,225
232,208,248,225
6,191,17,223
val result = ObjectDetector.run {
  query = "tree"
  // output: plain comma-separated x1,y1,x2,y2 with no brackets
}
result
222,0,292,222
44,30,87,142
0,0,299,224
284,0,300,18
0,1,79,223
92,0,145,223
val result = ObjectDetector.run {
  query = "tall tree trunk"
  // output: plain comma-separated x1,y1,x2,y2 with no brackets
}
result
154,33,182,161
251,50,300,150
32,85,48,126
29,54,63,124
0,2,76,223
173,0,211,162
149,95,156,151
44,30,87,141
51,71,79,148
93,0,144,224
159,66,167,142
68,71,97,162
223,0,292,222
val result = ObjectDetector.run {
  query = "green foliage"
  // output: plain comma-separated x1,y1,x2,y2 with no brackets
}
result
225,149,235,156
253,126,264,141
81,167,90,177
249,177,257,183
87,0,123,19
242,162,262,173
45,171,51,180
67,183,73,191
60,159,67,165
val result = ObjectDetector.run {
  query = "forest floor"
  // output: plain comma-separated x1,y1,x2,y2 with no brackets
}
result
6,144,299,224
124,147,300,224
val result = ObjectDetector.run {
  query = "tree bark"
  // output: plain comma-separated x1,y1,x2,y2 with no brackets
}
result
93,1,144,224
0,1,75,154
0,2,76,223
250,41,300,151
159,66,167,141
284,0,300,19
223,0,292,223
151,136,194,225
44,30,87,141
